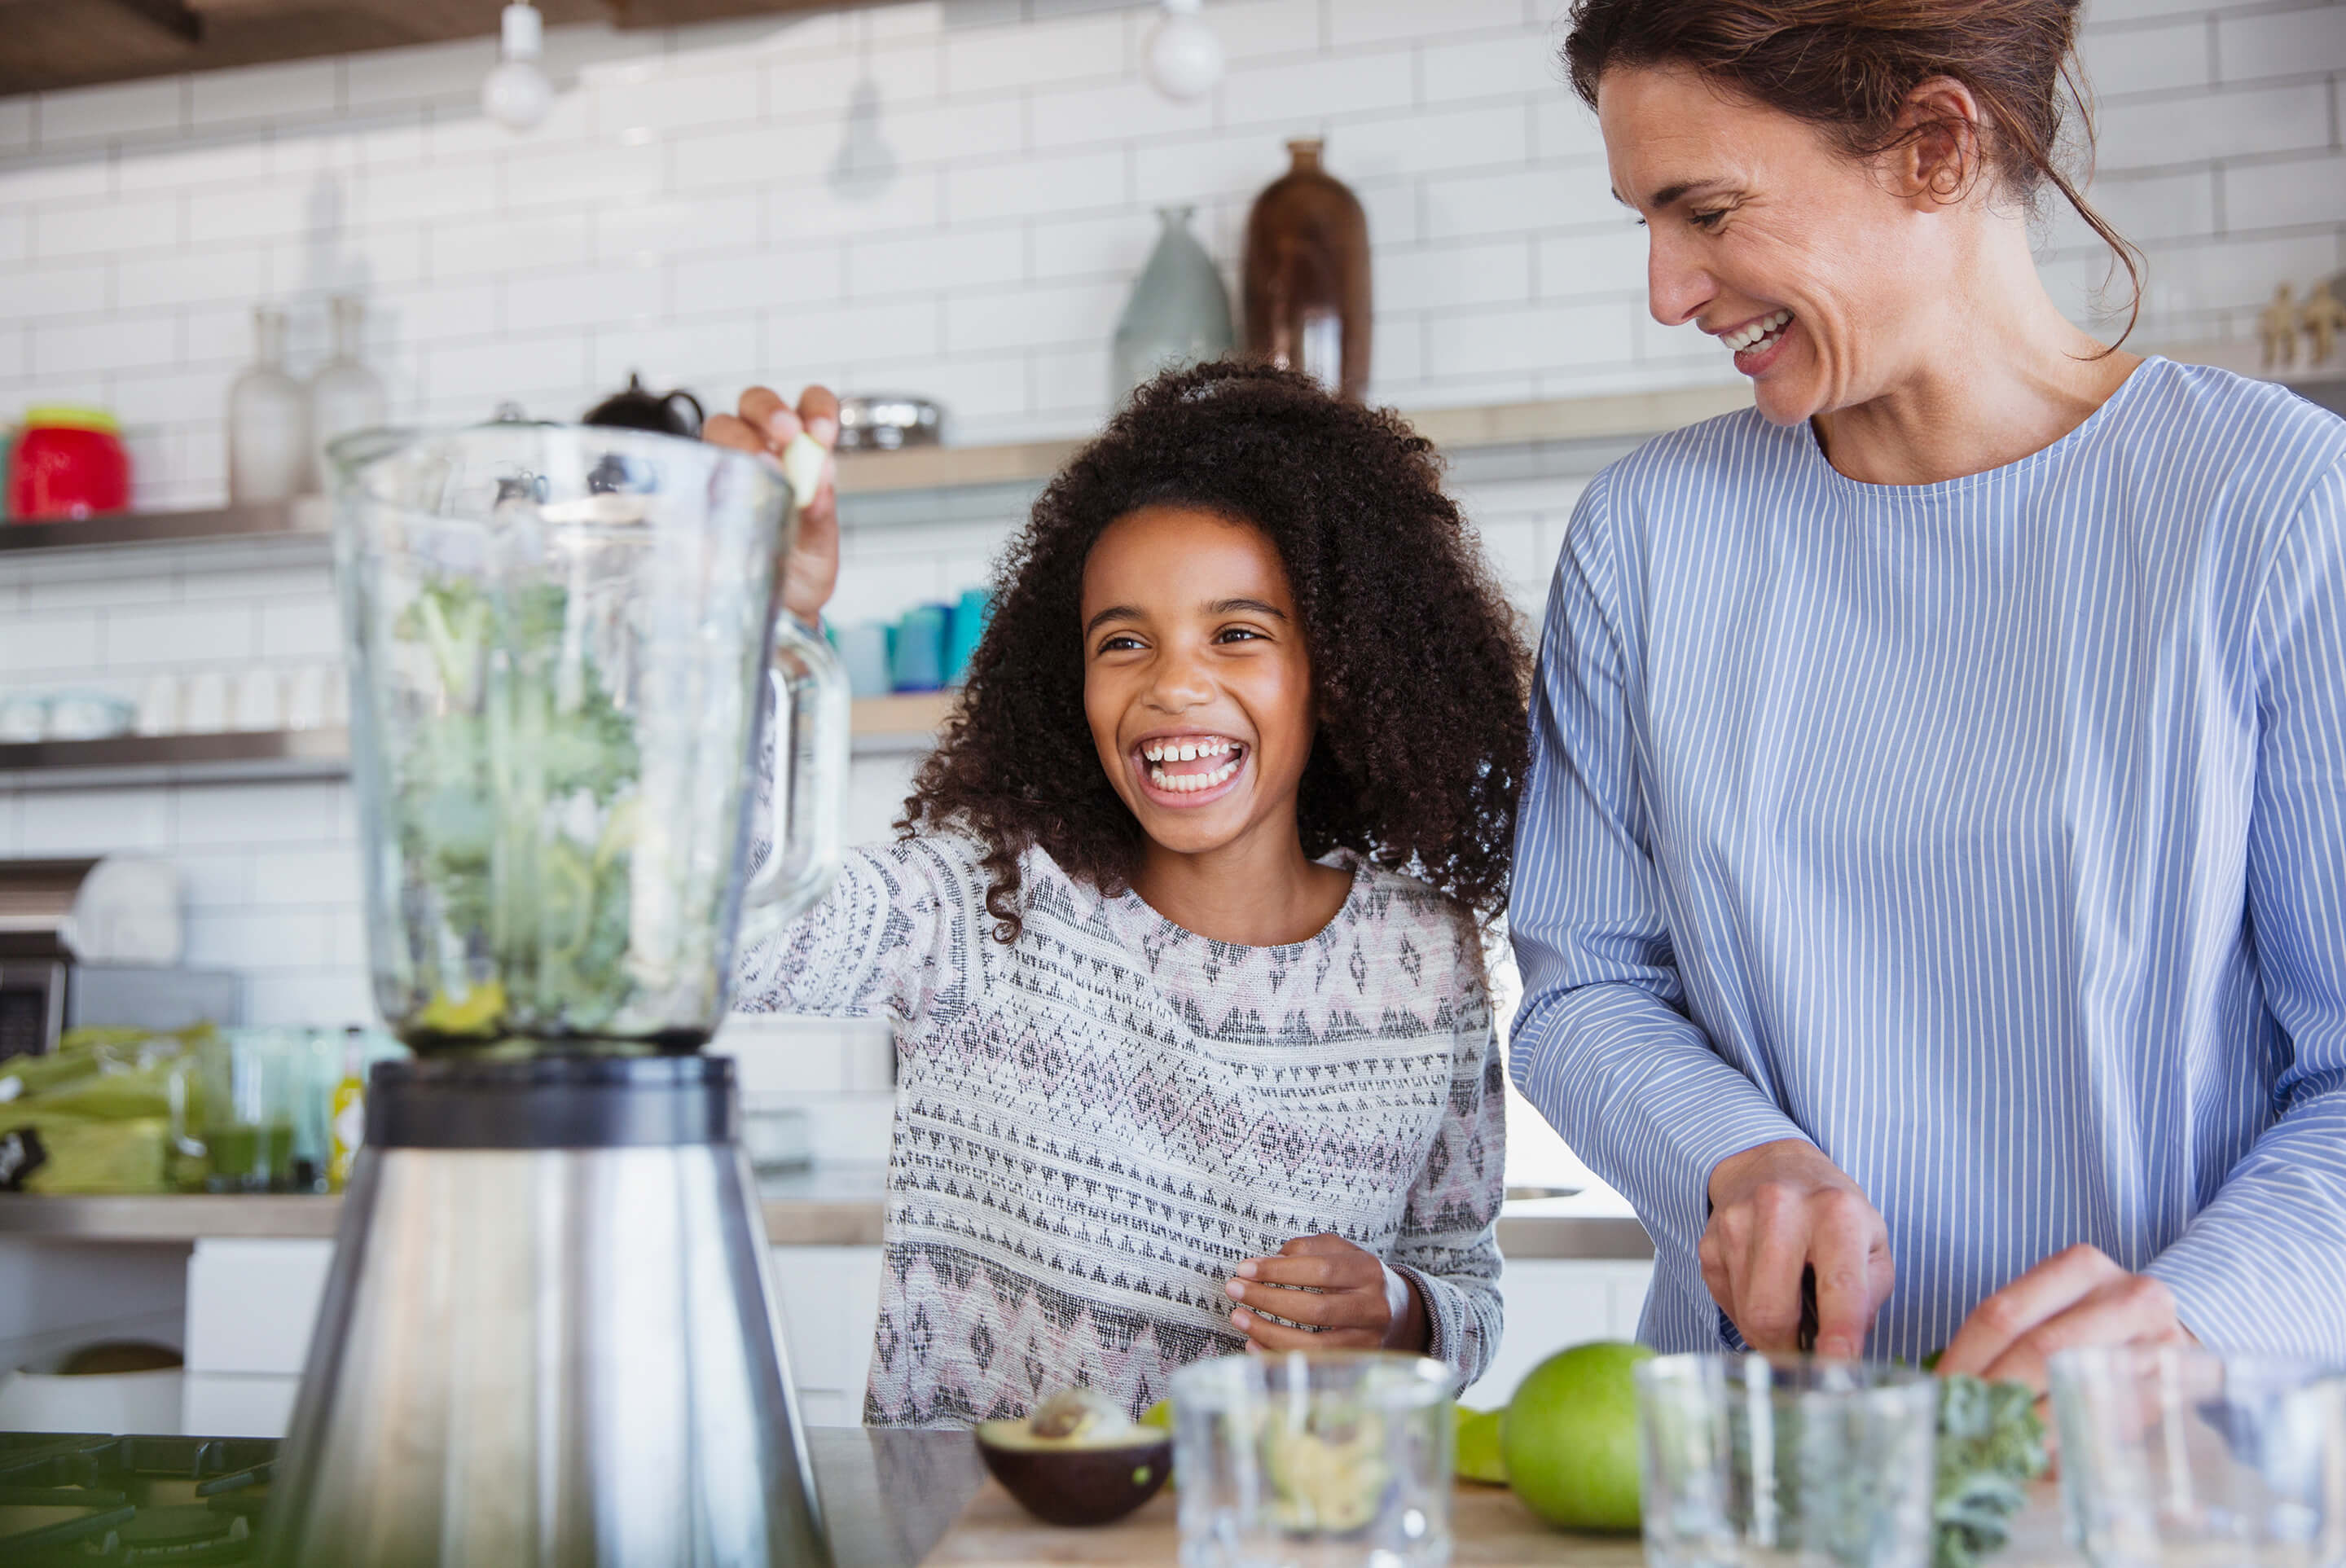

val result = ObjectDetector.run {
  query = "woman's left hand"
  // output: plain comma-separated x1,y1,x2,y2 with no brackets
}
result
1935,1244,2196,1395
1225,1234,1429,1353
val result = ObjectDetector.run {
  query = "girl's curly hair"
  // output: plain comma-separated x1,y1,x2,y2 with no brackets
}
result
901,361,1531,941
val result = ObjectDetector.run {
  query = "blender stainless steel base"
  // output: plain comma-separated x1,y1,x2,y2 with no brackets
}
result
263,1055,833,1567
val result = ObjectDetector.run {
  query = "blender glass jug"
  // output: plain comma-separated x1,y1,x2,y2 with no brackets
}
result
332,422,846,1048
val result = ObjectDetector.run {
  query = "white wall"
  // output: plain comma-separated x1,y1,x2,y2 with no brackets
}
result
2,0,2341,1118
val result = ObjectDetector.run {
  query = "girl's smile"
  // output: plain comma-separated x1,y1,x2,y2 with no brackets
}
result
1134,731,1249,803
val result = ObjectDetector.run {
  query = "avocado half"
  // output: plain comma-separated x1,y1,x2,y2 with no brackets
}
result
973,1418,1174,1526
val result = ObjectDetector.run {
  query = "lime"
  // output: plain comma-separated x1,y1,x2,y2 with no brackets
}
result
1140,1398,1172,1430
415,979,507,1039
1454,1404,1507,1484
1500,1341,1652,1533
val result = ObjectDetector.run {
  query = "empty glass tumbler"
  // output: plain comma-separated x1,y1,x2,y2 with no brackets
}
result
1636,1354,1940,1568
2051,1346,2346,1568
1172,1350,1453,1568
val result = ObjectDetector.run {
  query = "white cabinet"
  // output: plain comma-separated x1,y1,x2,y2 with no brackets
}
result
1461,1258,1654,1408
769,1244,885,1426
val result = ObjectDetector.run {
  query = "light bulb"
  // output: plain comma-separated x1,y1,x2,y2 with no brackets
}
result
1146,0,1224,103
482,2,553,132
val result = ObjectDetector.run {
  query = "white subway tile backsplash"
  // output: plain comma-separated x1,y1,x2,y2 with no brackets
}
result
947,148,1127,222
20,788,171,854
345,38,500,110
427,210,593,278
189,61,343,127
2224,152,2346,234
1375,239,1533,313
1331,0,1523,49
1207,0,1324,64
1423,161,1610,242
354,160,499,229
2080,20,2213,99
244,848,362,907
36,195,185,260
37,78,186,146
258,600,342,661
847,226,1024,298
599,64,767,138
767,169,943,239
500,262,666,333
33,315,178,378
944,279,1122,354
1422,32,1571,108
1426,297,1637,378
186,910,335,971
103,603,257,669
503,139,666,213
174,781,343,848
945,12,1124,97
2217,7,2346,84
1329,102,1532,182
375,279,499,342
1220,49,1416,130
244,972,376,1028
1536,225,1646,300
674,246,844,315
591,316,770,389
116,246,270,310
769,295,940,365
110,367,235,428
1,612,103,676
1030,77,1212,152
182,182,316,247
596,191,762,262
113,138,281,196
1132,130,1291,207
2098,81,2332,170
1027,209,1162,283
0,263,109,323
424,332,595,402
0,99,31,157
0,208,26,266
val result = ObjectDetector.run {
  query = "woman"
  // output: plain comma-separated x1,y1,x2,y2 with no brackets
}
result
1510,0,2346,1382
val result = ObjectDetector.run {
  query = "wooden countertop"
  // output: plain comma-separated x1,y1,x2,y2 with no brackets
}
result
0,1180,1654,1258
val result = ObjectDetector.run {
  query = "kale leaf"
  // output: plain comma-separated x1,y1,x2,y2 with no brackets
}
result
1932,1373,2049,1568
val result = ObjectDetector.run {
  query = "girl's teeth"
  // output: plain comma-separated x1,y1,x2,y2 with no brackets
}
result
1145,756,1241,793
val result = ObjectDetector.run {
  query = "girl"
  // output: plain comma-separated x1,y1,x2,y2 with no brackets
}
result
711,363,1530,1428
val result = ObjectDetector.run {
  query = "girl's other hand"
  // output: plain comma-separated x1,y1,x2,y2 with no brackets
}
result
704,384,842,624
1224,1233,1429,1353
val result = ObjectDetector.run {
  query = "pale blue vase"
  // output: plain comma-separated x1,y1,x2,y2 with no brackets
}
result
1112,206,1236,405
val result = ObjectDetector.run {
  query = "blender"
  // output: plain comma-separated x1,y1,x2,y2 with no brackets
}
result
262,422,850,1566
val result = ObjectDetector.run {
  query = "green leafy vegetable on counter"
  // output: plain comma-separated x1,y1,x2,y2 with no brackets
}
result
1931,1373,2051,1568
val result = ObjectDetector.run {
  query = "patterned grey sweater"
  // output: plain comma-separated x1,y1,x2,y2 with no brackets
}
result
735,835,1506,1428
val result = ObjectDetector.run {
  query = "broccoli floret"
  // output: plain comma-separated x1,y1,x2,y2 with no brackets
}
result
1932,1374,2049,1568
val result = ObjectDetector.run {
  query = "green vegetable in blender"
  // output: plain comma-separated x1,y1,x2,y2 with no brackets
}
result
390,578,644,1039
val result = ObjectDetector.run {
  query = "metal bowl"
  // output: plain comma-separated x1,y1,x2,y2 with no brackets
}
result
836,394,944,451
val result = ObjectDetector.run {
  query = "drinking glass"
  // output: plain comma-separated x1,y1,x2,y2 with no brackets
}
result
1172,1350,1452,1568
2051,1346,2346,1568
169,1028,299,1192
1636,1354,1939,1568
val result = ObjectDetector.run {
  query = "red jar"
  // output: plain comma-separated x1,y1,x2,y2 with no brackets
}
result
9,406,132,520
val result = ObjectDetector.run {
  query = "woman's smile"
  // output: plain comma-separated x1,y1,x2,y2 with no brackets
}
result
1717,307,1797,374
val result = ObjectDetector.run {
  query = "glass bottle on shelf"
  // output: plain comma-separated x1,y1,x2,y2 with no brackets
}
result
306,296,389,494
227,305,310,505
1112,205,1235,405
1241,138,1373,400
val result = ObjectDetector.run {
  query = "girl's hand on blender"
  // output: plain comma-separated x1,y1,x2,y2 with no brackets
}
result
705,384,842,623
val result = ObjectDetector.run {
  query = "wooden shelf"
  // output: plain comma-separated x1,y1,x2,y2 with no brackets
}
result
0,695,957,790
7,354,2327,563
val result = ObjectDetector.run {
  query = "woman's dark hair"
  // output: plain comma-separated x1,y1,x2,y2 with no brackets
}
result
901,361,1531,942
1562,0,2141,345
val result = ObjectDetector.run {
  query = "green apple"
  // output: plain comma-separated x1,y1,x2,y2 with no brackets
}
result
1500,1341,1652,1533
1454,1404,1507,1484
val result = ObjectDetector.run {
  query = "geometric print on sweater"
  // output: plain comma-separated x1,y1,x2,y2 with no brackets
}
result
735,834,1507,1427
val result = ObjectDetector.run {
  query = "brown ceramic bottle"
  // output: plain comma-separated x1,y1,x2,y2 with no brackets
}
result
1241,138,1372,400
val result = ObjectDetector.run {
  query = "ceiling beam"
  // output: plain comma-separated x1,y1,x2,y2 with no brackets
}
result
99,0,204,44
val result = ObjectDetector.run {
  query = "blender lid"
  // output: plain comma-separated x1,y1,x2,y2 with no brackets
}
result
367,1052,739,1150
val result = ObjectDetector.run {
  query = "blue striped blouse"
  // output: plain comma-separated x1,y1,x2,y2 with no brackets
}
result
1509,358,2346,1362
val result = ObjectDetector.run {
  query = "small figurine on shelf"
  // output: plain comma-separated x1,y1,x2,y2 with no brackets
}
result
2300,279,2344,366
2260,283,2300,371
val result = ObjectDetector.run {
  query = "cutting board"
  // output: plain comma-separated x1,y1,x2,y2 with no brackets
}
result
920,1478,1647,1567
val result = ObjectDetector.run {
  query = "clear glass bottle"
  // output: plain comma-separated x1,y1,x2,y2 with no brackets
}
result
227,305,310,505
306,296,389,494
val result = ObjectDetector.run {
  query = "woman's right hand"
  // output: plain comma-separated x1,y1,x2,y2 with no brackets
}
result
1702,1138,1895,1359
705,384,842,625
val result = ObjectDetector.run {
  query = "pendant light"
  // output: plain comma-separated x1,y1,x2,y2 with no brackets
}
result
1145,0,1224,103
482,2,554,132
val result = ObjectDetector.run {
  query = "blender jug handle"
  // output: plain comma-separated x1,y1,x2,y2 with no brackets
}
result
739,614,849,942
